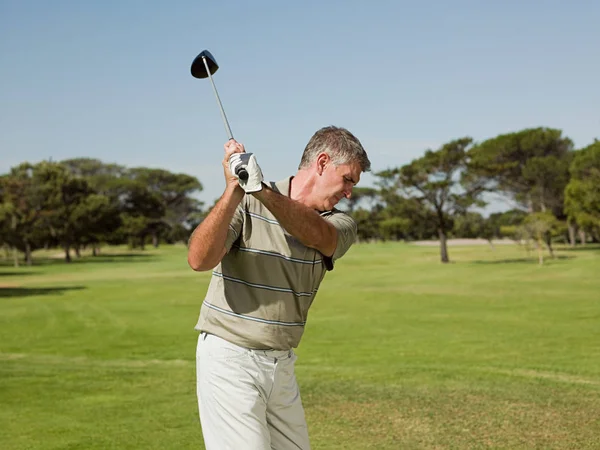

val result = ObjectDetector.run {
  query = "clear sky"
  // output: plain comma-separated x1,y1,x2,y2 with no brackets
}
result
1,1,598,210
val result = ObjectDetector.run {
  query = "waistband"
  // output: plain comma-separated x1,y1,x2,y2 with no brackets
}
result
201,331,293,360
249,348,292,359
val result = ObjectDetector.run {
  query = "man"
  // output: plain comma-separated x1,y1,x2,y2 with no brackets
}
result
188,125,371,449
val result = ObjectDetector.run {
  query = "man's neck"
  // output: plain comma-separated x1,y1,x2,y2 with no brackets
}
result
289,170,319,209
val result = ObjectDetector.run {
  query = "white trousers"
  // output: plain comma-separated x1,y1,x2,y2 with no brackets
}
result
196,332,311,450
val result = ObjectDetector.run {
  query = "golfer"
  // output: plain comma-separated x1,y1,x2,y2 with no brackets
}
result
188,125,371,449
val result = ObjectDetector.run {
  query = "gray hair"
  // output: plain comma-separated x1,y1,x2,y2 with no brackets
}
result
298,126,371,172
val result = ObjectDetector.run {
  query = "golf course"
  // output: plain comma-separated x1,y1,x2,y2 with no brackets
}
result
1,242,598,449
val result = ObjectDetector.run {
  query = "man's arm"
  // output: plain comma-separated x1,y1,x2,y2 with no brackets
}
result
188,139,247,271
252,184,337,257
187,185,244,271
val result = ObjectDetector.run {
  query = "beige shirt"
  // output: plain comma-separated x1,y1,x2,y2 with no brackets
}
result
194,177,357,350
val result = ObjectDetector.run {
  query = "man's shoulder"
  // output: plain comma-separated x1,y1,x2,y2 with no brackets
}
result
321,208,356,222
320,209,358,241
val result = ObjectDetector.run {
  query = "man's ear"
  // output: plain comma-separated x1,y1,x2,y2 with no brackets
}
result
316,152,330,175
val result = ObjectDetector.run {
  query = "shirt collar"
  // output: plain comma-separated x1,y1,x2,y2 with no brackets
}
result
273,176,293,198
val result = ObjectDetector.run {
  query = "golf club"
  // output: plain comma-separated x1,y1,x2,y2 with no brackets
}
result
191,50,248,181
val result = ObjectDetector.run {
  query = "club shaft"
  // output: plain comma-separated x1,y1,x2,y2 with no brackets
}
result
202,56,233,140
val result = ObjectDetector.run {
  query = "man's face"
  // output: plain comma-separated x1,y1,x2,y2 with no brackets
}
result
318,159,362,211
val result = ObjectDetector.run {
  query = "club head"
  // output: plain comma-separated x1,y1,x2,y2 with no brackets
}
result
191,50,219,78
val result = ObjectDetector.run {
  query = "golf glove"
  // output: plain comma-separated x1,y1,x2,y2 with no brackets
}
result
229,153,264,193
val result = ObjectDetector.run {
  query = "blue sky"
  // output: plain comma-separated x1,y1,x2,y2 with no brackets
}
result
1,1,598,211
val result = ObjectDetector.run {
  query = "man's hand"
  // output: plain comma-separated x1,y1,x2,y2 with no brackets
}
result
229,153,264,193
222,140,245,190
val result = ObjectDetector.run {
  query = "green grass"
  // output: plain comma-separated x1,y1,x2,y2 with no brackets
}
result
1,243,599,449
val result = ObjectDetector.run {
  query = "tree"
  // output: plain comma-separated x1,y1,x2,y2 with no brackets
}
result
351,208,383,242
61,161,204,248
35,162,103,262
0,164,49,266
469,128,573,212
61,158,130,253
377,137,486,263
119,181,165,249
70,194,121,255
373,172,439,242
60,158,126,191
468,127,574,254
452,212,485,238
339,186,379,213
379,217,411,241
451,212,496,249
519,212,560,264
1,158,207,258
565,140,600,241
127,168,203,246
487,209,528,242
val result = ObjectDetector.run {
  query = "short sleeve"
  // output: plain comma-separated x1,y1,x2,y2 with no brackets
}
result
322,211,357,269
224,198,246,252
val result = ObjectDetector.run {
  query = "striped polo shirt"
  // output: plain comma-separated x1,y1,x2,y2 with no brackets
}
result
194,176,357,350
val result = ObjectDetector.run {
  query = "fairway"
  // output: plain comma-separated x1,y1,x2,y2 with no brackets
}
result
1,243,599,449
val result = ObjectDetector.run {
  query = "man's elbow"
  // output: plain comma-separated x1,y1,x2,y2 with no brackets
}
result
187,254,214,272
187,247,226,272
318,241,336,258
315,228,337,258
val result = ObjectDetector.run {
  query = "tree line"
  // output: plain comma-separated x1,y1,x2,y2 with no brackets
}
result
342,127,599,263
0,159,203,266
1,127,599,266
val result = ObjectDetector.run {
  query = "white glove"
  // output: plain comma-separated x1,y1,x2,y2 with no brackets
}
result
229,153,264,193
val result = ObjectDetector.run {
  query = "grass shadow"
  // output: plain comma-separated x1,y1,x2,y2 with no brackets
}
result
0,253,159,267
73,253,158,264
560,244,600,253
0,286,86,299
0,271,39,277
472,255,575,265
